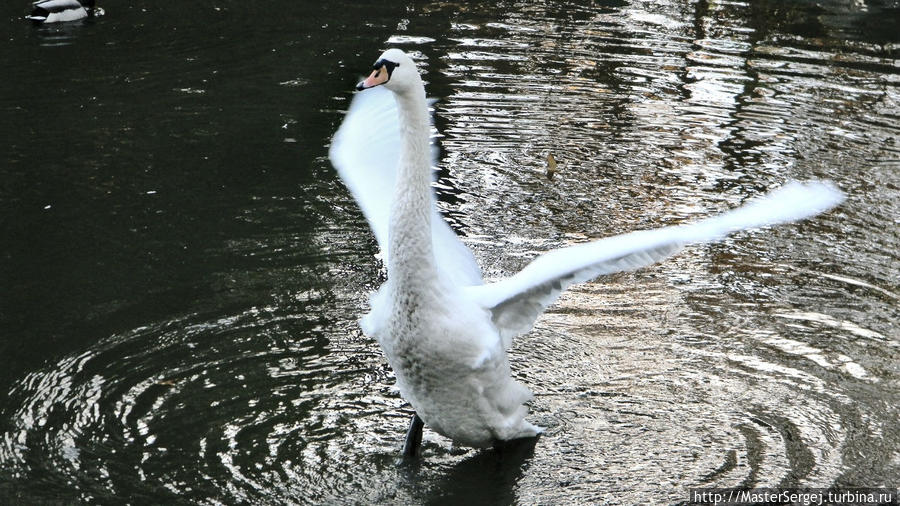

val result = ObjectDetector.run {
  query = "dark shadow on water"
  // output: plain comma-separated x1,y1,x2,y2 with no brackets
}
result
403,437,540,506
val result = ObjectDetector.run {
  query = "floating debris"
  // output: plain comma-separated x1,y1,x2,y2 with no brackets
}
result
546,152,558,179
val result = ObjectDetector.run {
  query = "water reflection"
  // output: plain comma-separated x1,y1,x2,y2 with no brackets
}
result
1,0,898,503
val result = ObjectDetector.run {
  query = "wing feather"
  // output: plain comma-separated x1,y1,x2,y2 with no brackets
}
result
328,86,482,285
466,181,844,346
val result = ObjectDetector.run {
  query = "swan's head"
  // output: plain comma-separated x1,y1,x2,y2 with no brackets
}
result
356,48,420,94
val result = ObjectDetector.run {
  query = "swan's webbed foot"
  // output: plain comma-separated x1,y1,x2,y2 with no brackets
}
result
402,413,424,458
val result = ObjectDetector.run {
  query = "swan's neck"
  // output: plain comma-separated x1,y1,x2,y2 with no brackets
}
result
388,84,438,290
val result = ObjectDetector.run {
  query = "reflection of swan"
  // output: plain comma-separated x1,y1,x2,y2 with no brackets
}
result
329,48,844,456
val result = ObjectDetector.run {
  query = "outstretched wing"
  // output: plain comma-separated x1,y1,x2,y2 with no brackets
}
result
465,181,844,347
328,86,482,286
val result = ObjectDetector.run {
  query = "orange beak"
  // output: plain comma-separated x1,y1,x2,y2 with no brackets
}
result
357,66,390,91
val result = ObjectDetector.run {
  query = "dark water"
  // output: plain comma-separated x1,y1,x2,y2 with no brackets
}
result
1,0,898,504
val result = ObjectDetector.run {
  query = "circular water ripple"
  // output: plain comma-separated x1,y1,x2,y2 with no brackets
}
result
2,0,898,503
1,273,890,503
507,262,897,503
0,303,541,504
0,297,432,503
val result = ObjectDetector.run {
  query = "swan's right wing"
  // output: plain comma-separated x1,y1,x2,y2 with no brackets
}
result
465,181,844,347
329,86,482,285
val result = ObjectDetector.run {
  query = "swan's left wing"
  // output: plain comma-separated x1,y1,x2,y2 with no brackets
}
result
465,181,844,347
329,86,398,253
329,86,482,285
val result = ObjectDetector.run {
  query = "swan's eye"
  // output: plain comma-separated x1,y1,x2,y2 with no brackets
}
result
373,59,400,78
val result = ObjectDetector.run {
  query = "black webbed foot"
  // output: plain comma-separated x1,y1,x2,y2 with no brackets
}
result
402,413,424,458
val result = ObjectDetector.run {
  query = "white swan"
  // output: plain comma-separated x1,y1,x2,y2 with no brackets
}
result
329,48,844,455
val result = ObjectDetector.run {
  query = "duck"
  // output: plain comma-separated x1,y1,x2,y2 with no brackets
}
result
26,0,100,24
328,48,844,457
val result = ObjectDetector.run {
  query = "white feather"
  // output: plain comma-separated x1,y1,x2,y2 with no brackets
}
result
466,181,844,345
328,48,845,449
329,86,482,287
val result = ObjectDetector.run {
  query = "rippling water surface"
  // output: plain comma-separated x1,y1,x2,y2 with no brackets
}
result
1,0,898,504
